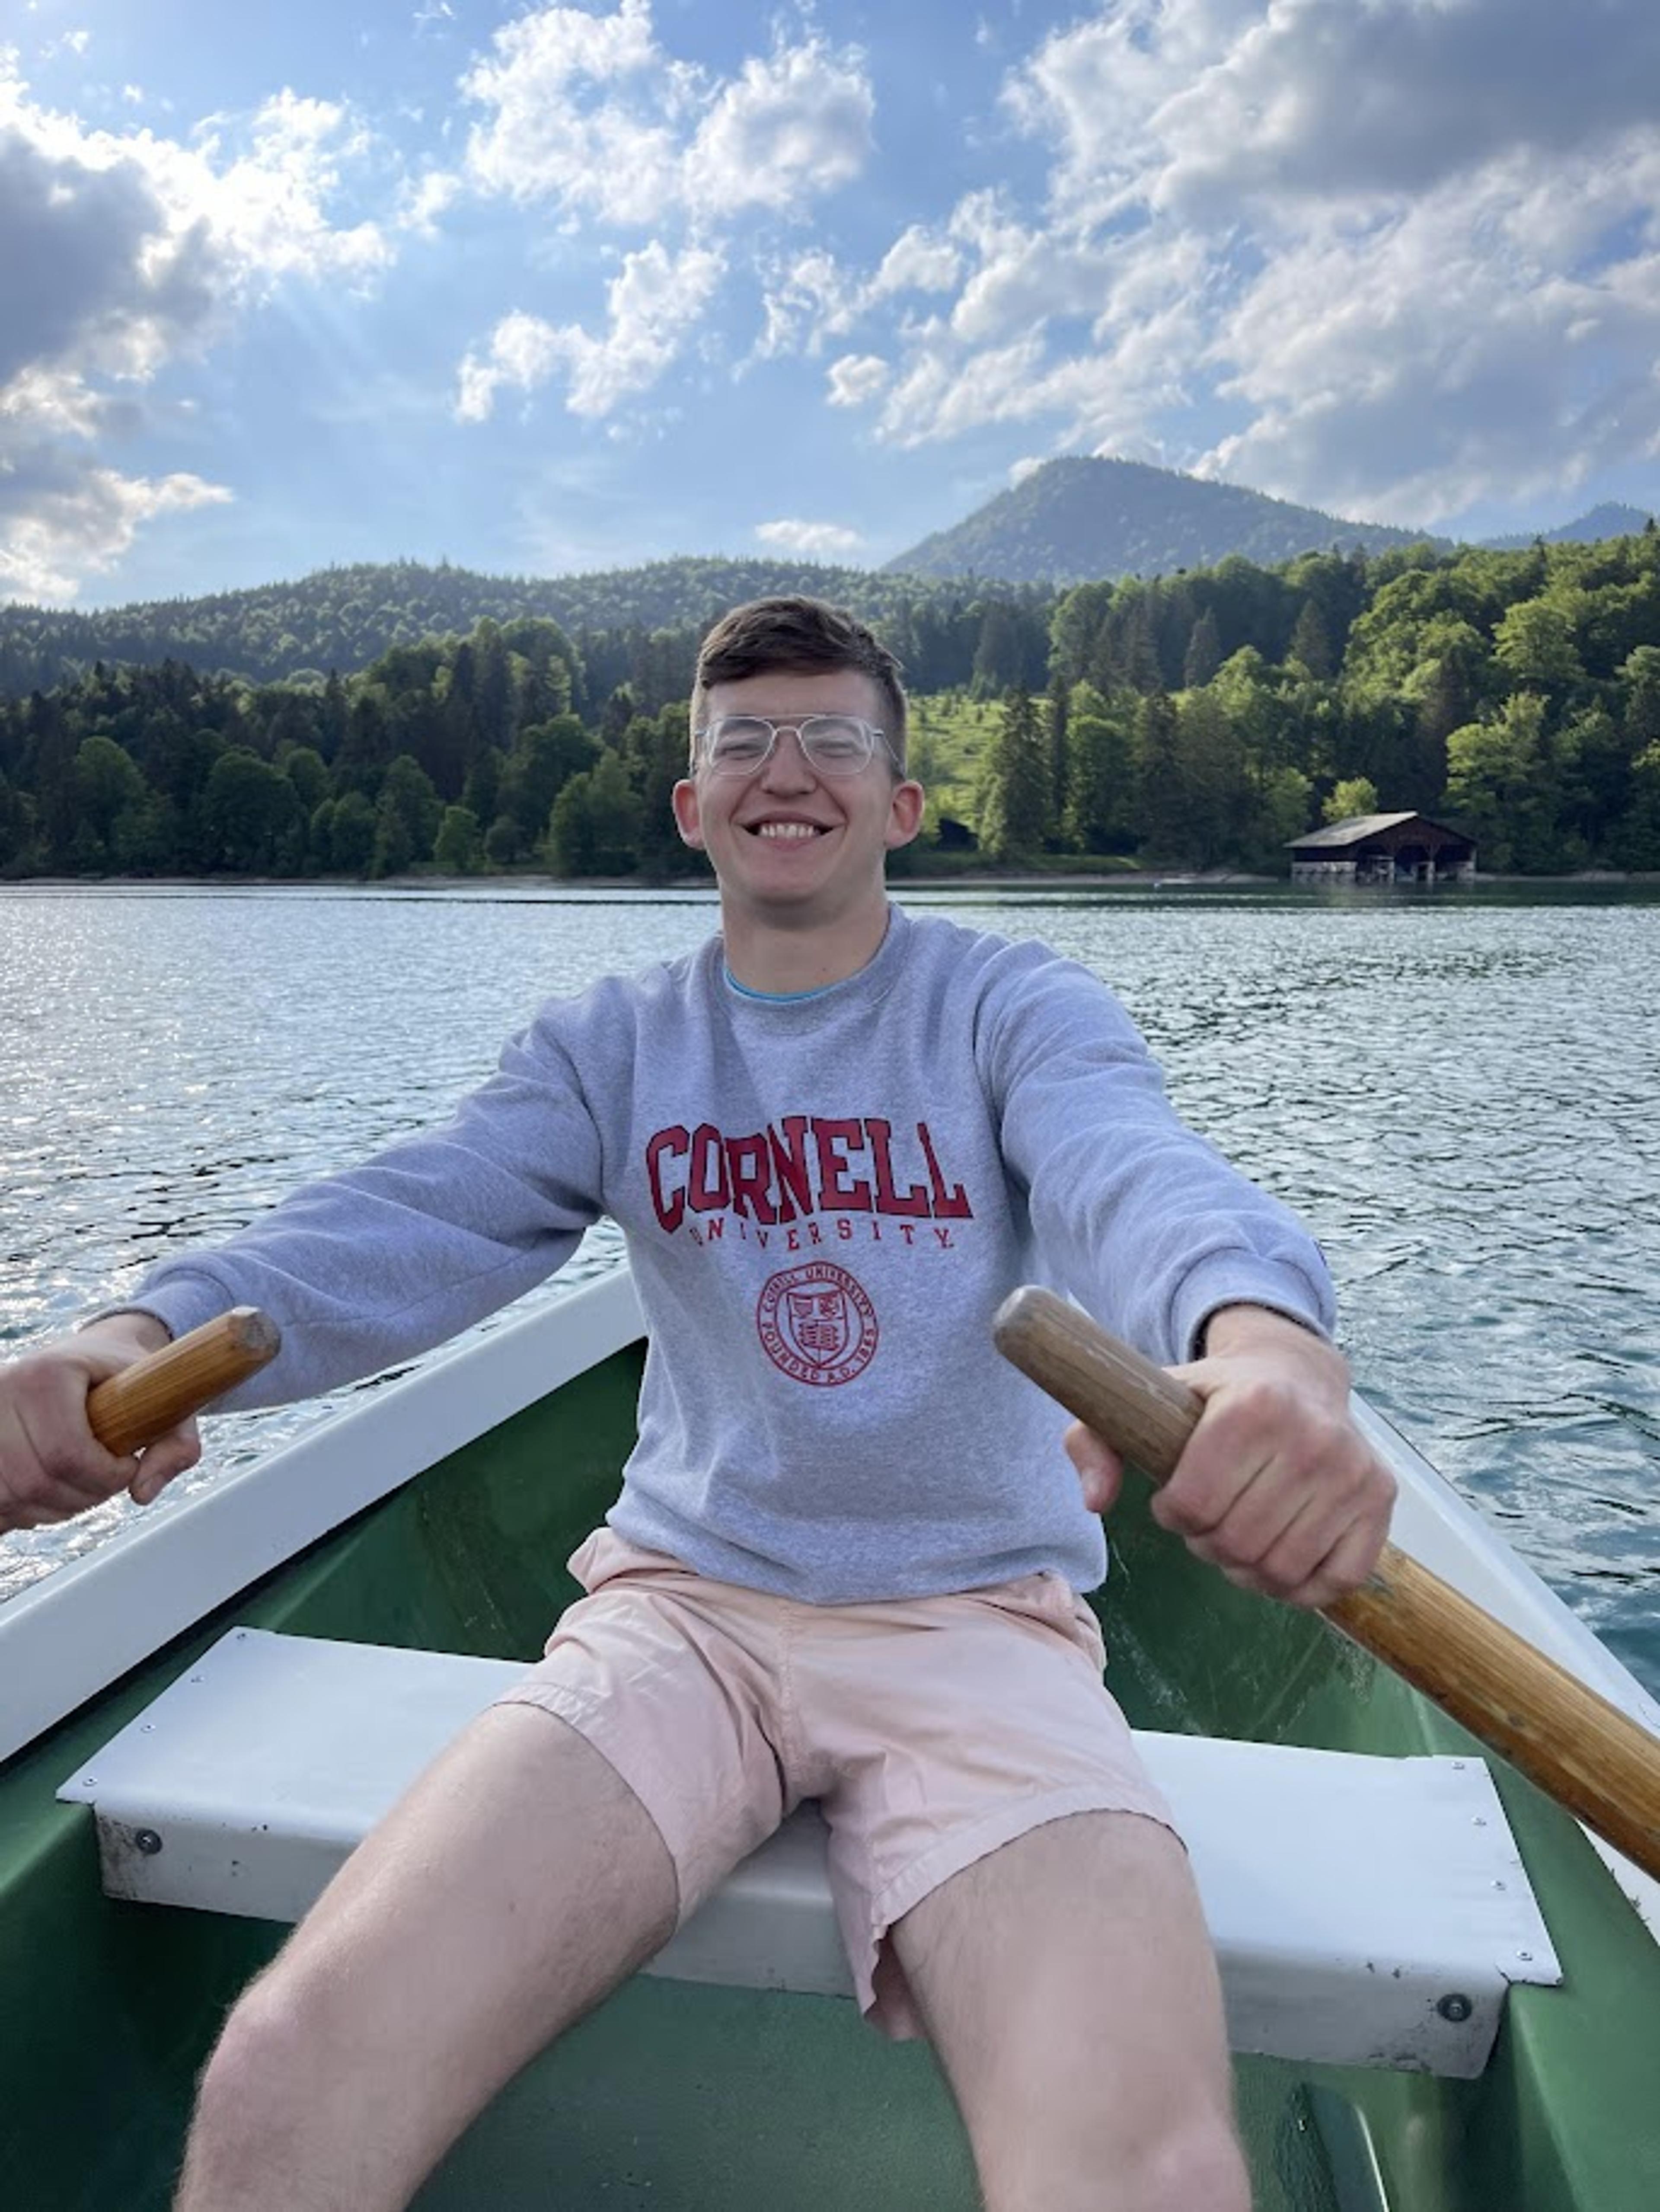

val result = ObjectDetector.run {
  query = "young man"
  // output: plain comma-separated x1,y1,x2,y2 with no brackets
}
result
0,597,1394,2212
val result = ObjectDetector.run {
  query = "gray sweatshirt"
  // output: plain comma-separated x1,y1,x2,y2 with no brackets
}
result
127,907,1334,1601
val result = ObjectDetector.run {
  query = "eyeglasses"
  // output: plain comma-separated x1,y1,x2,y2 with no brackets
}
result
694,714,900,779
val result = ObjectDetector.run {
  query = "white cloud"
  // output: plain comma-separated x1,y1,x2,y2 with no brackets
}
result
827,352,889,407
1144,0,1660,216
0,56,395,598
1204,137,1660,523
870,225,962,300
174,90,392,285
754,517,864,556
753,248,860,359
689,40,873,220
454,309,565,425
399,167,463,237
460,0,684,227
945,195,1115,345
455,242,725,422
824,0,1660,523
461,2,872,230
877,329,1049,447
0,461,230,604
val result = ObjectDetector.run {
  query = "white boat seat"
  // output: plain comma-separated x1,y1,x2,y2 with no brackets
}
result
60,1627,1560,2078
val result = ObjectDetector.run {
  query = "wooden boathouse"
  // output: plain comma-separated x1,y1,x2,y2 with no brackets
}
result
1289,812,1476,886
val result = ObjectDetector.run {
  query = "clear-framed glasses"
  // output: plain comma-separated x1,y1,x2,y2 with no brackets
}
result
694,714,900,779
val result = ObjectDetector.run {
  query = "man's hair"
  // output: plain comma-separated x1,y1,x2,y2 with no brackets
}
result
691,596,908,771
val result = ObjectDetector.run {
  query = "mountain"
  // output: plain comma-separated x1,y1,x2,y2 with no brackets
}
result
1479,502,1656,550
885,457,1442,583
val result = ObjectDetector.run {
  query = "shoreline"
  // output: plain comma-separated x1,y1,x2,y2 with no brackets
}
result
4,868,1657,895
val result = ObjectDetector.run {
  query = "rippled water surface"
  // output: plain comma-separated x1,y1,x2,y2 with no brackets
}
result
3,884,1657,1697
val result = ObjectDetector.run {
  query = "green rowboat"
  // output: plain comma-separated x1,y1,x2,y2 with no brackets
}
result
3,1269,1659,2210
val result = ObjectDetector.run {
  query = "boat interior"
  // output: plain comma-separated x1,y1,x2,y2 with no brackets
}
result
3,1276,1658,2210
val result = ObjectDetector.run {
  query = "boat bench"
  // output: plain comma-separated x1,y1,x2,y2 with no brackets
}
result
61,1627,1559,2078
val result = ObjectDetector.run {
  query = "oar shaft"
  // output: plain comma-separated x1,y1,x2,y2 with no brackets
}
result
87,1308,281,1458
994,1285,1660,1884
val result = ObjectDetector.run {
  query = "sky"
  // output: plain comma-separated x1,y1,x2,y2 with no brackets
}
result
5,0,1660,608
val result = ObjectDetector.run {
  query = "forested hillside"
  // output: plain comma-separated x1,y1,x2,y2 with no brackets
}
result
3,533,1657,881
0,558,1046,698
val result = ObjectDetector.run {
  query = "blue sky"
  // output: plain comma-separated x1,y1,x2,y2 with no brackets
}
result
6,0,1660,606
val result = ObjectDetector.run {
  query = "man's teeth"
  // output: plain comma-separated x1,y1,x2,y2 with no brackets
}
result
757,822,820,839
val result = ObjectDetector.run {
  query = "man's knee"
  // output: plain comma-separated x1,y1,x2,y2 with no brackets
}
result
981,2107,1249,2212
192,1963,329,2136
176,1969,328,2207
1133,2118,1251,2212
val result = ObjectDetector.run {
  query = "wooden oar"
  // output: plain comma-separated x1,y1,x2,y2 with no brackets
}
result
87,1308,281,1458
994,1284,1660,1886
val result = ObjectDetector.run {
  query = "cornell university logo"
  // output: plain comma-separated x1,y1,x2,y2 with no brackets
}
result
756,1262,878,1387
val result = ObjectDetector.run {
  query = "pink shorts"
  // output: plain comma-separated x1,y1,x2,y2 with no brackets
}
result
495,1528,1178,2039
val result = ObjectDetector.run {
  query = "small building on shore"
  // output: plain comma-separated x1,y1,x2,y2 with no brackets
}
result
1289,812,1476,886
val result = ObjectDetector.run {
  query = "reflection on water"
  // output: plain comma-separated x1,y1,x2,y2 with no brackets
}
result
3,883,1657,1698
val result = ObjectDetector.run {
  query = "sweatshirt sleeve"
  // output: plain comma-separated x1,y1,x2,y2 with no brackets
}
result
980,944,1335,1365
117,1013,607,1408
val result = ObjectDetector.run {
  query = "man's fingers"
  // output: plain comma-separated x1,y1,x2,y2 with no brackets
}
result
1063,1421,1123,1515
1289,1514,1393,1611
128,1421,202,1506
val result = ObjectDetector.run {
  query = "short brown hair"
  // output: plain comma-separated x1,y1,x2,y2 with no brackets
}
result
692,595,907,770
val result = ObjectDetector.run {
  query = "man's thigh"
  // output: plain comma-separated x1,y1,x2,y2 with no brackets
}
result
182,1708,682,2208
244,1709,676,2108
891,1809,1245,2212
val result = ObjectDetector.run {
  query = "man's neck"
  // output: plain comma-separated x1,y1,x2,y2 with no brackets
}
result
719,893,892,995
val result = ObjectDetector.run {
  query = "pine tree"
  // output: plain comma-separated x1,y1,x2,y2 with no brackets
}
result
980,688,1051,860
1287,599,1335,679
1133,691,1185,861
1182,609,1223,689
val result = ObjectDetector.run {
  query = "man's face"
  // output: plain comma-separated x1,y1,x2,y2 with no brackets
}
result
672,668,923,924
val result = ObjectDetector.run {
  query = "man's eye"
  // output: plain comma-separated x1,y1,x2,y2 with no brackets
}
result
808,721,865,757
714,724,769,758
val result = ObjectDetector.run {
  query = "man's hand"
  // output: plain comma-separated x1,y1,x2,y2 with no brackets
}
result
1064,1305,1395,1611
0,1314,200,1535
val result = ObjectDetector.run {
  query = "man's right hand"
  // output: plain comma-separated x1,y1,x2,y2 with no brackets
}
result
0,1314,200,1534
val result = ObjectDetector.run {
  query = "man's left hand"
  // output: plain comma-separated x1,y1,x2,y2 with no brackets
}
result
1064,1305,1395,1612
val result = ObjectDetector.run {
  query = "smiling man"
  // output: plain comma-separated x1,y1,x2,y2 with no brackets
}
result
0,595,1393,2212
672,600,924,986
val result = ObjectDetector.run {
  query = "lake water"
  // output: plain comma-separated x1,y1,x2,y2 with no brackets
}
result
3,882,1657,1700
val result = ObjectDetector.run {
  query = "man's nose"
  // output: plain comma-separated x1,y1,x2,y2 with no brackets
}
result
757,726,816,785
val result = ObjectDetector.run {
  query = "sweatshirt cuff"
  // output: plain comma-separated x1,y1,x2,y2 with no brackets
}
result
91,1274,236,1346
1169,1254,1334,1365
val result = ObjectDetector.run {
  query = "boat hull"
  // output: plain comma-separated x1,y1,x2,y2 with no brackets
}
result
3,1327,1657,2210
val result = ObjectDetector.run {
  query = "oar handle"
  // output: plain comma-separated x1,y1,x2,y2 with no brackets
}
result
87,1308,281,1458
995,1285,1660,1885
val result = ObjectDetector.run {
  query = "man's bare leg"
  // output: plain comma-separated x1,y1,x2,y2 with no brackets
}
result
175,1705,678,2212
891,1810,1248,2212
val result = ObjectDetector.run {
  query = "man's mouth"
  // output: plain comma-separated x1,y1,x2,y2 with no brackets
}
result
747,820,828,840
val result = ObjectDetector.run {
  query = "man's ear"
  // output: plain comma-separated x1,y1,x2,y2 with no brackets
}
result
884,777,926,852
671,777,704,849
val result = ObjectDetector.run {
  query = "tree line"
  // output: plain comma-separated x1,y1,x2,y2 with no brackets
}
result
2,532,1657,881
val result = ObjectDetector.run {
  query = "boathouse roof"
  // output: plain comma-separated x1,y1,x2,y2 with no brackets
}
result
1289,812,1472,854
